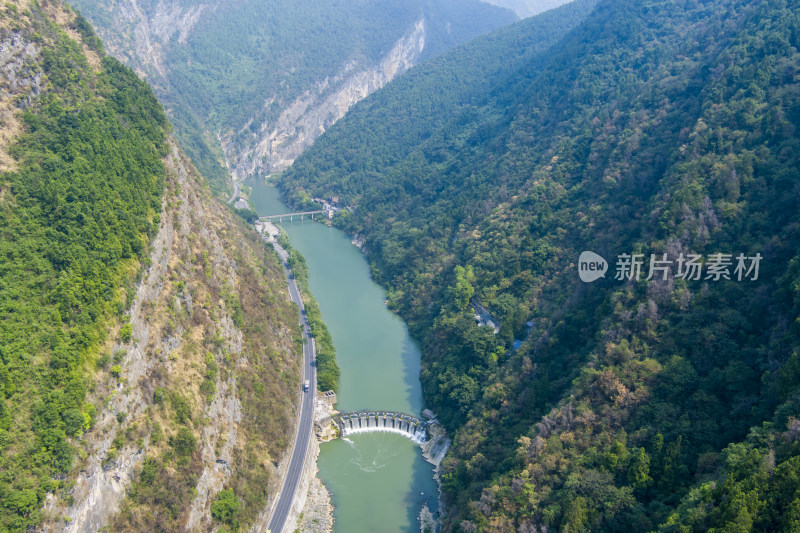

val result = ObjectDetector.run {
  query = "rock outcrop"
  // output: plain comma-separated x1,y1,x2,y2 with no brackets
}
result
40,138,301,532
0,33,42,171
41,142,181,531
70,0,210,81
221,19,427,180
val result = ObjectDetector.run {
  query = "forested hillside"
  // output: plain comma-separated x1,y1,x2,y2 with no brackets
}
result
69,0,517,195
0,2,301,531
0,2,165,528
280,0,800,530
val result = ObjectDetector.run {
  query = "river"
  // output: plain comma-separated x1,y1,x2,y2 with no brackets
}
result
246,178,438,532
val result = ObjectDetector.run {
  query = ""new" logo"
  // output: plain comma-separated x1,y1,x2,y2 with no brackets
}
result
578,251,608,282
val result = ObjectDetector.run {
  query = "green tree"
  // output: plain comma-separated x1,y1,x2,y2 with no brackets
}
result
452,265,475,309
120,323,133,343
660,436,689,497
628,447,652,492
211,489,241,527
562,496,589,532
170,427,197,458
4,490,38,519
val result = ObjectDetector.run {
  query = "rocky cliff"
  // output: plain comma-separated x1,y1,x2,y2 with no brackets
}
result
67,0,516,195
70,0,209,83
0,33,41,171
0,2,302,530
41,137,302,532
71,0,429,182
221,19,427,180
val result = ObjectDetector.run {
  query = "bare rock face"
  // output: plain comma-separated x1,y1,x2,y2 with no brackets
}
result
184,369,243,531
41,142,178,533
79,0,210,81
148,0,207,45
0,34,42,170
41,138,298,532
221,19,427,180
0,34,42,100
73,1,431,187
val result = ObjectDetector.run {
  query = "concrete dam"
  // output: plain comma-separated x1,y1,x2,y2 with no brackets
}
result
332,411,429,444
318,407,451,468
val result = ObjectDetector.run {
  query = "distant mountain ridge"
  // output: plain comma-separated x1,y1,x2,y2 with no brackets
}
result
481,0,572,18
69,0,517,195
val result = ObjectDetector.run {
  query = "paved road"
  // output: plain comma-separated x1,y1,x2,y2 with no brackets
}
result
228,179,241,205
267,241,316,533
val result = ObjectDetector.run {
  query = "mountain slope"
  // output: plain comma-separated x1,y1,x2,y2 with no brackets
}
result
481,0,573,18
279,0,800,530
0,2,301,531
0,3,166,529
68,0,518,195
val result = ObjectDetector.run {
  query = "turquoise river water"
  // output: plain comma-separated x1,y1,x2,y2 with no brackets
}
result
247,178,438,533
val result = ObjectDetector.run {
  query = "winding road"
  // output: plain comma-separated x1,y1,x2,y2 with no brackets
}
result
228,179,241,205
266,241,316,533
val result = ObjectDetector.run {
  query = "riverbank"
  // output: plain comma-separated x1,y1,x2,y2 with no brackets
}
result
420,414,450,533
296,392,339,532
297,473,335,533
247,178,439,532
257,215,451,532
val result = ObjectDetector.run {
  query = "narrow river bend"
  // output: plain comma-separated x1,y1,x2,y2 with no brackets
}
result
247,179,438,533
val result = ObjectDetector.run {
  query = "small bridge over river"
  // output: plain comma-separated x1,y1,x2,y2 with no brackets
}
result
331,410,430,443
259,210,328,223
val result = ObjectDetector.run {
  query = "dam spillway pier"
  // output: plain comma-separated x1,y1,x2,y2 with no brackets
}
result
331,411,430,444
325,409,451,468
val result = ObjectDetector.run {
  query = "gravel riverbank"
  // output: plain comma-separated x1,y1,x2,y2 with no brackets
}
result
297,471,334,533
